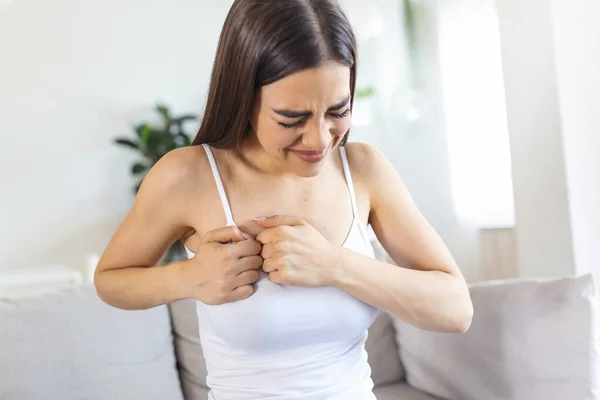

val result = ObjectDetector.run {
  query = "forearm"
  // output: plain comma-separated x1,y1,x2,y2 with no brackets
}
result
94,260,191,310
332,248,473,333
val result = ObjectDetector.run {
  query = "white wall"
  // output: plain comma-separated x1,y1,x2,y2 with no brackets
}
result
0,0,233,271
552,0,600,277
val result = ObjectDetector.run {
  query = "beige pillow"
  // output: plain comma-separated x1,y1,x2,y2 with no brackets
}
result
169,298,210,400
393,274,600,400
366,311,405,386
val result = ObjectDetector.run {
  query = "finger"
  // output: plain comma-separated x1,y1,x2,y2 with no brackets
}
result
229,285,254,302
203,226,252,244
268,270,285,285
262,256,282,273
227,239,262,258
255,229,274,245
260,240,289,259
234,255,263,273
234,270,260,288
260,242,276,260
256,225,292,245
253,215,305,229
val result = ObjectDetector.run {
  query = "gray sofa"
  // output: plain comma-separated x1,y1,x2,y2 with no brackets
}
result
1,273,599,400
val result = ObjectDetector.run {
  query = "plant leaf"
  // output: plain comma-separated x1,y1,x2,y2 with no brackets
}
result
131,162,148,175
156,104,170,121
134,123,148,138
171,115,197,125
140,125,151,147
114,138,139,150
355,87,374,99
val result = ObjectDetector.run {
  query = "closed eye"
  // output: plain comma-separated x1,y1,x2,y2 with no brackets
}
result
278,119,306,128
277,108,351,129
328,108,351,119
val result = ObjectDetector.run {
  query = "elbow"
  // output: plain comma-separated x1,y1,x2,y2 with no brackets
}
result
452,298,473,334
93,270,138,311
93,269,113,304
95,286,117,309
93,270,108,301
401,293,473,334
427,299,472,334
430,277,474,334
446,283,474,334
93,271,117,308
95,286,142,311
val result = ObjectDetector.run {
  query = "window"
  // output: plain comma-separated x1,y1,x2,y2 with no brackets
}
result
437,0,515,228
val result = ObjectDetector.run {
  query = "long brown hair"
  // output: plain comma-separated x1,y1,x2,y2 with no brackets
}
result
192,0,357,149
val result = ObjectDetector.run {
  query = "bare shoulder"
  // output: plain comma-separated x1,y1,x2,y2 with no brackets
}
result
131,145,217,231
343,141,414,218
344,140,392,169
343,142,398,190
137,145,211,200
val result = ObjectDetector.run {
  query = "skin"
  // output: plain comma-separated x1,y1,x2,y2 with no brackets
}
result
95,60,473,333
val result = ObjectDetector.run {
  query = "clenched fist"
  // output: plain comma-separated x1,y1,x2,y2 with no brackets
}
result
183,226,263,305
254,215,340,287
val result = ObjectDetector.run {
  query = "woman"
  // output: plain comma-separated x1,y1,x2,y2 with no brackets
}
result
95,0,473,398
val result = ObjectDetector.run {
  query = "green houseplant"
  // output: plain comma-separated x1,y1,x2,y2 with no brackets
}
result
114,103,198,263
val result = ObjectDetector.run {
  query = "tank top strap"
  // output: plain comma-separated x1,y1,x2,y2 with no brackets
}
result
338,145,360,219
201,144,236,227
339,145,372,245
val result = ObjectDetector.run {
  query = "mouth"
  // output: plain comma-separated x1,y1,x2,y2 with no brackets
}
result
290,147,330,163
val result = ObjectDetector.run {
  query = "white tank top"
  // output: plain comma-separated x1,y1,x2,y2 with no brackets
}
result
185,144,379,400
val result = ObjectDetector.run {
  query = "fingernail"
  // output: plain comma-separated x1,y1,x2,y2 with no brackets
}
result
241,232,253,240
253,216,267,221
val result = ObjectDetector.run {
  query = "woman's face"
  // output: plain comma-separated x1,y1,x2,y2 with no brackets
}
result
249,60,352,177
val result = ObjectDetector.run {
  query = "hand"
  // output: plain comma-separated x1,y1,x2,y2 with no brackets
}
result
254,215,339,287
184,226,263,305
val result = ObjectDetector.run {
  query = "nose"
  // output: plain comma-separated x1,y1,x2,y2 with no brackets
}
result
302,118,332,150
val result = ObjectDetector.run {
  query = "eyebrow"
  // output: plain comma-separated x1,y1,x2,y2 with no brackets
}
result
273,94,351,118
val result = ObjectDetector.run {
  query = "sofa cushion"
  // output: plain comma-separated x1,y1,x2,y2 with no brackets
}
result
366,311,405,386
169,298,210,399
393,274,600,400
374,383,443,400
0,284,184,400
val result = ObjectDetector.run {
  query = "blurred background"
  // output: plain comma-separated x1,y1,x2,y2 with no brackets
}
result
0,0,598,293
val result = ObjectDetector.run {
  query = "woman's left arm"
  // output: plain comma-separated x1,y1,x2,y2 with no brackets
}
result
333,143,473,333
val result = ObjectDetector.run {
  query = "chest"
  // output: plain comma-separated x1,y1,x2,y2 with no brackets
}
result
193,233,377,353
189,224,377,353
188,167,369,247
199,280,376,350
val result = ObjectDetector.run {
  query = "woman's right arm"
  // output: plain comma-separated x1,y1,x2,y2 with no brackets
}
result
94,149,198,310
94,148,263,310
